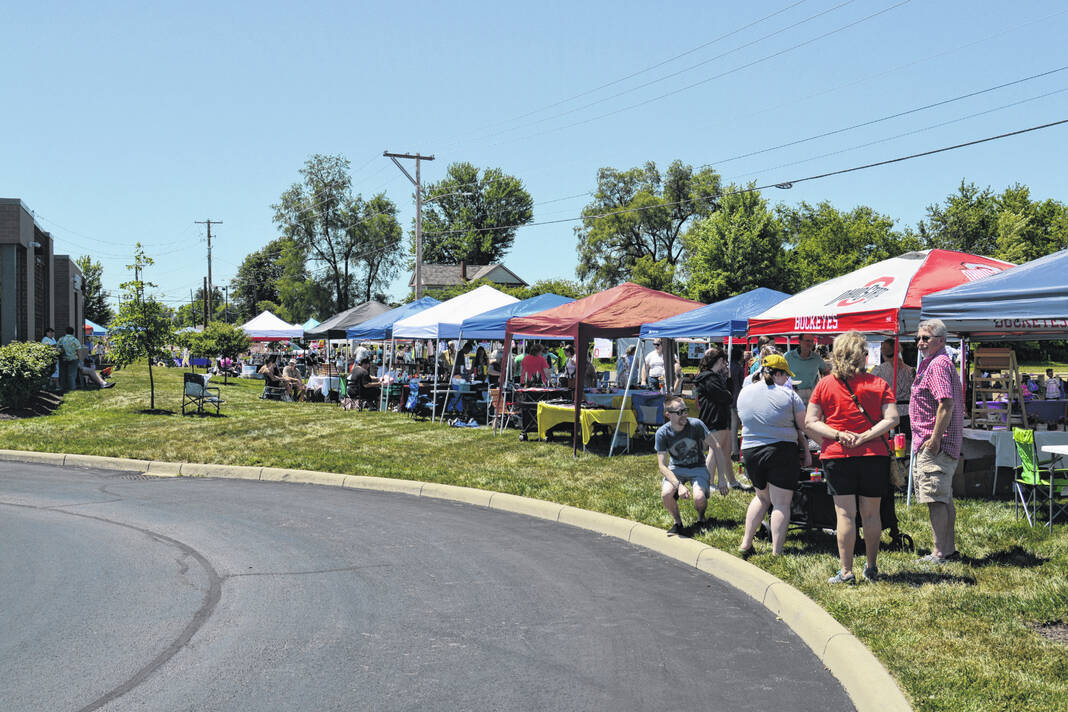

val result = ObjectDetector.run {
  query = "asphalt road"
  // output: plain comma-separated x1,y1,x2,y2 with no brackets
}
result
0,461,854,712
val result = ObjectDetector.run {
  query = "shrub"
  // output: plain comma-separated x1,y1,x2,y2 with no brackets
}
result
0,341,57,409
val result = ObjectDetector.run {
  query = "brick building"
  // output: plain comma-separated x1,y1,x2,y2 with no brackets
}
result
0,198,83,345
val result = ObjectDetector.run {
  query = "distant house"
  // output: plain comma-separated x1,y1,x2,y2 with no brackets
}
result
410,261,527,292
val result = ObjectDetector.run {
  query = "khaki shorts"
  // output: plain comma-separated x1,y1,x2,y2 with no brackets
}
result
915,449,957,504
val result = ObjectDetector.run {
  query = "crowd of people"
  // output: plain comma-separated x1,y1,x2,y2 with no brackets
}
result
656,320,965,585
41,326,115,392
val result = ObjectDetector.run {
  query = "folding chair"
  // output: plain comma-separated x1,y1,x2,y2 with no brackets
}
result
182,372,223,415
405,377,432,420
1012,427,1068,529
261,378,288,401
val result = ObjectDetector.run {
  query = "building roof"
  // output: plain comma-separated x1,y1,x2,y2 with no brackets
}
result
409,263,527,288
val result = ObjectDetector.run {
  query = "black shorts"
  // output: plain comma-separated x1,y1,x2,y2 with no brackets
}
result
741,442,800,491
823,456,889,498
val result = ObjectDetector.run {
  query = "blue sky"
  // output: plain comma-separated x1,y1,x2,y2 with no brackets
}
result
3,1,1067,318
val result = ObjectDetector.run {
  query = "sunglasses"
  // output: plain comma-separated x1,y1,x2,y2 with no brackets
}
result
665,408,687,415
916,335,940,342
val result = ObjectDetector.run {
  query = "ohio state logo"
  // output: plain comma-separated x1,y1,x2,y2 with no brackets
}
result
825,276,894,308
960,262,1002,282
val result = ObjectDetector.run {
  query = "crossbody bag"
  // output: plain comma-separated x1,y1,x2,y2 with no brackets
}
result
837,376,907,488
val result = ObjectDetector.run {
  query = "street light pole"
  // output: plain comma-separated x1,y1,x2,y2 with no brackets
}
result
384,151,434,299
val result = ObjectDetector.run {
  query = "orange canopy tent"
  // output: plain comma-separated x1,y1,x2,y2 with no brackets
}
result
504,282,703,452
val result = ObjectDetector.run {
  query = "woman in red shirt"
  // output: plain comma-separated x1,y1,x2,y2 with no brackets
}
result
806,331,899,584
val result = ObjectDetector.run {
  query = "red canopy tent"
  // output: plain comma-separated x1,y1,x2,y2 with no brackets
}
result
504,282,703,452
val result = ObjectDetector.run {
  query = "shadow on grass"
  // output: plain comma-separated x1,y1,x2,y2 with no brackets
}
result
965,545,1050,569
138,409,175,416
879,570,977,587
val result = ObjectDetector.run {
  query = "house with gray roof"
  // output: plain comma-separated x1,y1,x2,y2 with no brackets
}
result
409,261,527,292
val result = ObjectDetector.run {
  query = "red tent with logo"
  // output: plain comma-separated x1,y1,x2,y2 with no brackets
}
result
504,282,703,452
747,249,1014,336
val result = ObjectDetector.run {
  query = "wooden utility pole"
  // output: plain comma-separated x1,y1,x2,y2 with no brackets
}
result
383,152,434,299
195,219,222,321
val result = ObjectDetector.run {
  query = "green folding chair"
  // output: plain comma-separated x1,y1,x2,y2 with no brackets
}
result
1012,427,1068,529
337,375,348,406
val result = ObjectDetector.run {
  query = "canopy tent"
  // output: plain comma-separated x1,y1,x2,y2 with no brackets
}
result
305,301,391,339
84,319,108,336
639,287,790,339
300,317,321,332
505,282,703,452
344,297,441,340
748,249,1013,336
920,247,1068,339
240,310,304,342
458,293,574,340
392,285,518,339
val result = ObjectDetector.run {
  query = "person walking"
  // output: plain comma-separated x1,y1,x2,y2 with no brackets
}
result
909,319,963,565
807,331,899,584
737,354,810,556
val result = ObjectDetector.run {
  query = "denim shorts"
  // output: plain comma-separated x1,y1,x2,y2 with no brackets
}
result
665,466,710,496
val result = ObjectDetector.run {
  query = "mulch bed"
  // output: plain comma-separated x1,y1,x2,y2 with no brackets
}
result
0,391,63,420
1034,622,1068,646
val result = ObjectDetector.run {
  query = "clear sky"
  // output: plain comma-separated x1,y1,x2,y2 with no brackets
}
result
3,1,1067,318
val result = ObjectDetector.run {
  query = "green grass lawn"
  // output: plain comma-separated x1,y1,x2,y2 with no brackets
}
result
2,363,1067,712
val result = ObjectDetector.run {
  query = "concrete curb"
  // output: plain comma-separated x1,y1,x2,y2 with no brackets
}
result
0,448,910,711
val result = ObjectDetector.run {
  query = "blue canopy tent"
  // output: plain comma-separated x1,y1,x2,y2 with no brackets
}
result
638,288,790,339
84,319,108,337
920,247,1068,339
458,293,574,340
344,297,440,340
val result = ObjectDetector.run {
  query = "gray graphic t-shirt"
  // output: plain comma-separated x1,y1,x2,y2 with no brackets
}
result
655,419,710,470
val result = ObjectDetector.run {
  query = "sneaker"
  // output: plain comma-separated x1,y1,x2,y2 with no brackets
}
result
728,481,744,490
862,565,879,582
667,522,684,537
101,382,115,388
828,570,856,585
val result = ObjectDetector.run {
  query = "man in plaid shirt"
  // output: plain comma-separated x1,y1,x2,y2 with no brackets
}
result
909,319,963,564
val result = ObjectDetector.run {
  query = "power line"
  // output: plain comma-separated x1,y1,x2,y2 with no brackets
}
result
419,117,1068,239
707,65,1068,167
486,1,911,148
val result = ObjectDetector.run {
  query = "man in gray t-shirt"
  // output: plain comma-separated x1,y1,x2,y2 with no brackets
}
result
655,395,720,536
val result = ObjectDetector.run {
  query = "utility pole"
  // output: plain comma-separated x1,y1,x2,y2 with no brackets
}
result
203,277,208,328
383,151,434,299
195,219,222,322
224,286,229,323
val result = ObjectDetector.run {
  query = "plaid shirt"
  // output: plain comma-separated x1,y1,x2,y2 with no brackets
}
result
909,349,963,459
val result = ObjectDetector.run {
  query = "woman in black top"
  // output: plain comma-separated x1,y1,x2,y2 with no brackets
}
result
692,346,742,491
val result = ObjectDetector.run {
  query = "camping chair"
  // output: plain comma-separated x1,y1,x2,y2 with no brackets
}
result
261,377,288,401
1012,427,1068,528
631,392,664,437
405,377,431,420
491,385,520,433
182,372,223,415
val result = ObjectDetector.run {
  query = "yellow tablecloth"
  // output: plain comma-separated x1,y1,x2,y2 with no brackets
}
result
537,402,638,445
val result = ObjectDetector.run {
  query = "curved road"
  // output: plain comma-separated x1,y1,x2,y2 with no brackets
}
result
0,461,854,711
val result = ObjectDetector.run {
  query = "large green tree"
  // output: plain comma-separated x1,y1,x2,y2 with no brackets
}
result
779,202,922,293
230,237,328,323
575,160,721,291
350,193,403,303
682,185,785,303
419,162,533,265
992,184,1068,265
76,255,113,325
273,154,403,313
917,180,1000,256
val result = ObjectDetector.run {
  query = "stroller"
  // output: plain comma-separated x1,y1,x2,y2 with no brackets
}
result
405,377,432,420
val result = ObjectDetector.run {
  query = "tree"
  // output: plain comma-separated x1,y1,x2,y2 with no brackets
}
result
196,321,251,385
992,184,1068,265
273,154,404,313
76,255,113,325
779,201,922,293
918,180,1000,256
575,160,721,290
419,162,534,265
108,245,176,412
174,287,225,328
682,185,785,303
349,193,403,303
231,238,288,322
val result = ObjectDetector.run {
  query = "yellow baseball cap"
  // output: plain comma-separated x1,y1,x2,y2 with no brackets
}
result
762,353,795,377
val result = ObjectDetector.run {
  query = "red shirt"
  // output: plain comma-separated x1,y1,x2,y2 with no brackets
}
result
520,354,550,384
810,373,893,459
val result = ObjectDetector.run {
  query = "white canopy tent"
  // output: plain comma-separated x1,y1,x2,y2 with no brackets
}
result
240,310,304,342
391,285,519,420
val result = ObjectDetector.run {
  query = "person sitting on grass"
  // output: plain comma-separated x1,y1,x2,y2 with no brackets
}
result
79,354,115,389
656,394,724,537
347,356,381,409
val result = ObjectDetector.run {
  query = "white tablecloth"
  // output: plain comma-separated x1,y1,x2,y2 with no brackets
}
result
307,375,340,397
963,428,1068,468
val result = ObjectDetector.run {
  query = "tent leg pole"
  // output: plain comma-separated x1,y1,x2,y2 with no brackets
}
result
431,343,440,423
610,340,641,457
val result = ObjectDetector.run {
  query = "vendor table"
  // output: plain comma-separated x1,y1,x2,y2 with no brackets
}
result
306,375,340,397
963,428,1068,468
536,401,637,447
515,388,571,439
